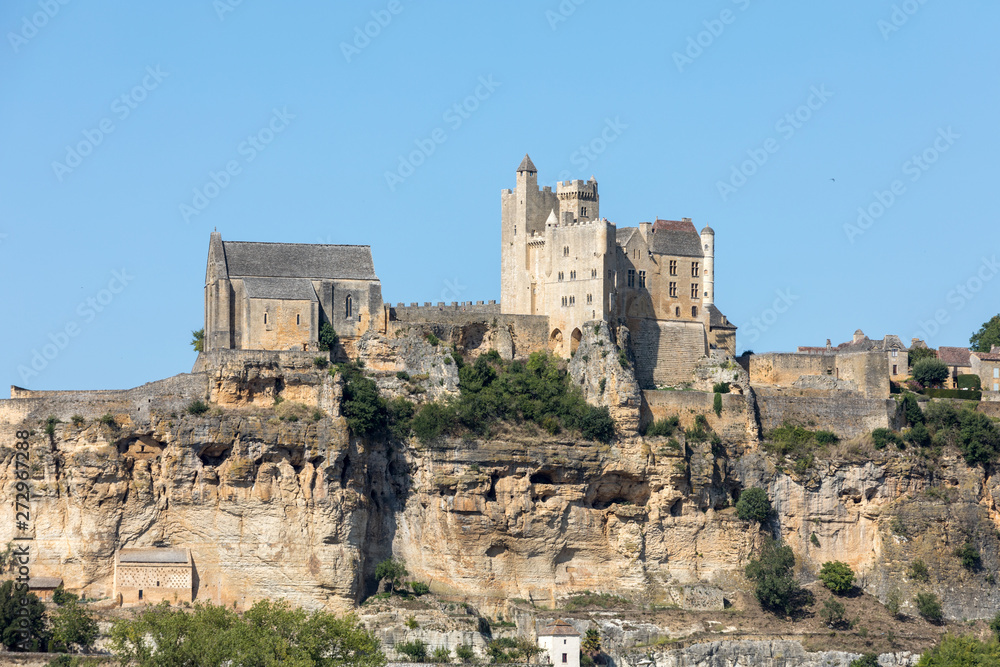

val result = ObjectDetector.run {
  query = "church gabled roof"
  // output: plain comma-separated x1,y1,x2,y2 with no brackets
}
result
517,154,537,173
222,241,378,281
243,277,318,302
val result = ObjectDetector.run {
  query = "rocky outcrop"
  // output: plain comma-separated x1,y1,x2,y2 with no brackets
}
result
567,321,642,433
619,641,919,667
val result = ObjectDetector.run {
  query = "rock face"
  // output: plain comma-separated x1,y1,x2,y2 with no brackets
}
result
618,641,919,667
3,341,1000,641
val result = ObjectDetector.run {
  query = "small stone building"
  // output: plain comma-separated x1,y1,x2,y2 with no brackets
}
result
538,619,581,667
971,348,1000,396
204,232,382,352
28,577,62,601
114,548,193,605
938,346,973,389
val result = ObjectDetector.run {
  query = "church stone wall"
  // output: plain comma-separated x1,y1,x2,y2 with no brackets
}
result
246,297,318,351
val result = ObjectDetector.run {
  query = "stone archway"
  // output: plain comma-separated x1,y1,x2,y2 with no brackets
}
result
570,328,582,354
549,329,563,352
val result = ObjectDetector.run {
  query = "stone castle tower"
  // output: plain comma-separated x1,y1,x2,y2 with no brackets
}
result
500,155,736,387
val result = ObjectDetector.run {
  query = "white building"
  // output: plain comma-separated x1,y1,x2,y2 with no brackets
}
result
538,619,581,667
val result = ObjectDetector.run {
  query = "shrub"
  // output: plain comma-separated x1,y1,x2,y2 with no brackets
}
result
337,363,388,437
405,615,418,629
70,414,85,426
430,647,452,663
275,401,310,422
764,423,838,460
312,356,329,369
810,532,820,547
598,377,606,394
618,350,629,368
924,388,982,400
956,411,1000,466
736,487,771,524
99,413,117,427
991,612,1000,641
713,382,730,394
745,537,808,616
395,370,410,381
849,654,880,667
713,392,723,416
52,584,79,606
375,558,408,593
455,644,475,663
412,401,456,442
410,581,430,596
49,600,99,653
955,543,981,570
818,561,855,594
645,416,679,437
886,588,902,617
872,427,904,450
396,639,427,661
909,559,930,582
915,592,943,623
425,333,440,346
914,358,950,388
906,422,932,448
319,323,338,352
187,400,210,416
45,415,60,436
821,597,846,627
579,407,614,442
917,634,1000,664
387,397,415,441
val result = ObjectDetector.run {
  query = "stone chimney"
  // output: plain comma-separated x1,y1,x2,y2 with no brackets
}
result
639,222,652,241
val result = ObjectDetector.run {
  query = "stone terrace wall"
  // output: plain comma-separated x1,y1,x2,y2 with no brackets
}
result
837,350,890,398
385,314,550,361
754,386,899,438
192,349,320,373
642,389,755,443
632,320,707,388
750,352,834,386
2,373,208,426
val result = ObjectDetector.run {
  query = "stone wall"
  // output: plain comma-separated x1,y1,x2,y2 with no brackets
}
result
631,319,707,388
642,389,754,443
385,301,500,327
754,386,899,438
837,350,890,399
3,373,208,426
750,353,834,386
385,315,550,361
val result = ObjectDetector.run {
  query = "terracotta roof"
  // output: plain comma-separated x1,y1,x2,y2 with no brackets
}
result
539,619,580,636
652,219,696,233
222,241,378,281
938,346,971,366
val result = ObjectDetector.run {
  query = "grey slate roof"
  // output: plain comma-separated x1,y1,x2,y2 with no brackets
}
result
517,154,537,173
649,229,704,258
708,304,736,330
119,548,188,564
616,227,637,246
243,277,318,302
28,577,62,589
222,241,378,281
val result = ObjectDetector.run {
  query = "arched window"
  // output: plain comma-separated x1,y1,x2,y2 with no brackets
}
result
345,295,353,319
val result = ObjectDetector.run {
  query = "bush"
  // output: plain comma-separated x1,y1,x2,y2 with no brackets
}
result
375,558,408,593
917,634,1000,665
455,644,475,663
872,427,904,450
955,543,981,570
886,588,902,617
187,400,210,416
764,423,838,460
337,363,388,437
957,411,1000,466
395,370,410,381
957,374,982,390
915,592,943,623
991,611,1000,641
430,647,452,663
849,654,880,667
70,414,85,426
405,615,418,629
924,388,983,400
818,561,855,594
745,537,808,616
736,487,771,523
52,584,79,606
914,358,950,388
909,559,930,582
396,640,427,661
906,422,932,448
598,377,606,394
409,582,430,596
713,382,730,394
645,416,679,437
821,597,846,627
275,401,310,422
50,601,99,653
713,392,723,416
313,356,329,369
99,413,117,427
44,415,60,436
425,333,440,346
411,401,456,443
387,397,415,441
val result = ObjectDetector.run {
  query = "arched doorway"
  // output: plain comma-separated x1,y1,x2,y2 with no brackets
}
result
549,329,563,352
570,328,582,354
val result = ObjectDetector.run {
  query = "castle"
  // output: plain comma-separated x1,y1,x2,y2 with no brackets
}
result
500,155,735,386
202,155,736,388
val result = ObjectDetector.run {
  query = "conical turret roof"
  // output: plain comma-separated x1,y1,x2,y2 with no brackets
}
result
517,154,537,173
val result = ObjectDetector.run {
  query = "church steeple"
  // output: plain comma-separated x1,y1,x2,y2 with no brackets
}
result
516,154,537,174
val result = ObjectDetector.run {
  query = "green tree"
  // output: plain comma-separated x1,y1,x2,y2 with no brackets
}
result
455,644,475,663
745,537,808,616
915,592,943,624
0,580,48,651
902,392,924,425
51,584,78,607
375,558,408,594
957,411,1000,466
110,600,384,667
396,640,428,661
190,328,205,352
338,363,388,437
909,346,938,367
990,611,1000,641
320,323,339,353
49,602,98,653
955,543,981,570
736,487,772,524
909,559,931,583
970,315,1000,353
713,391,723,416
582,628,602,657
913,358,949,388
849,653,880,667
818,561,855,594
917,634,1000,666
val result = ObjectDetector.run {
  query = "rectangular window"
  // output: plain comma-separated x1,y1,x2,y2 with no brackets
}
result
627,269,635,287
638,270,646,287
562,654,568,663
669,282,677,298
692,306,698,317
570,270,576,280
891,349,898,357
691,283,699,298
591,268,597,278
587,294,593,304
675,306,680,317
581,206,587,216
669,260,677,276
561,296,567,306
994,368,999,378
558,271,564,281
296,314,300,325
564,246,569,256
692,262,700,277
995,383,999,392
263,313,267,324
893,364,898,375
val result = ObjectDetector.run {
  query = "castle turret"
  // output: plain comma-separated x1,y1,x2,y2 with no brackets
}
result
700,225,715,306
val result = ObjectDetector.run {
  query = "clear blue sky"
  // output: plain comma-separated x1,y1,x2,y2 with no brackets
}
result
3,1,998,391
